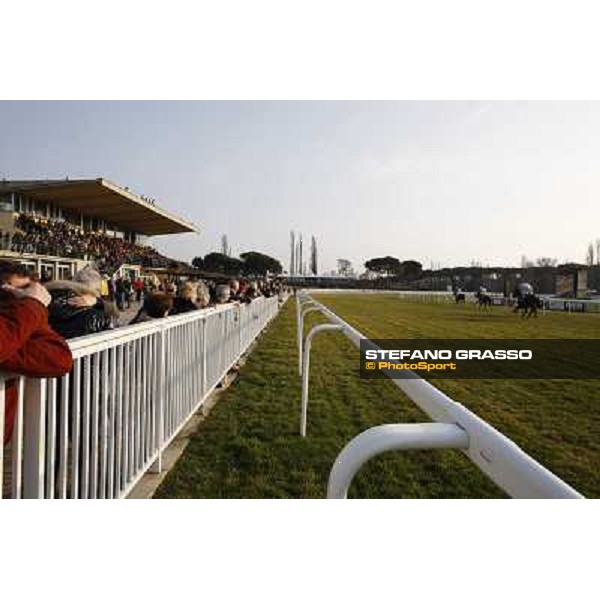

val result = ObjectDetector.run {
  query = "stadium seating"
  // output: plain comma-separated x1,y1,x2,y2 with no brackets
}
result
3,213,186,274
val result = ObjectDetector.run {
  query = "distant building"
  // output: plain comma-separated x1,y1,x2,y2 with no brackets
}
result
555,266,588,297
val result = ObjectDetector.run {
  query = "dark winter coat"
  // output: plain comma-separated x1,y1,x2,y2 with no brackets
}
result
46,281,118,340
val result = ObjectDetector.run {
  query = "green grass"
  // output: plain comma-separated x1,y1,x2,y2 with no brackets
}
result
155,294,600,498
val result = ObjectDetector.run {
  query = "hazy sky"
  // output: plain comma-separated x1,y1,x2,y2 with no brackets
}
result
1,101,599,272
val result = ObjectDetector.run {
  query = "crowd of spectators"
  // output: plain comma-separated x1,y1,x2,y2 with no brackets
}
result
129,276,285,323
4,213,185,274
0,258,287,449
1,260,286,340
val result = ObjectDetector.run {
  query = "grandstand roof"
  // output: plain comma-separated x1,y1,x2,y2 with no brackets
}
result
0,178,199,236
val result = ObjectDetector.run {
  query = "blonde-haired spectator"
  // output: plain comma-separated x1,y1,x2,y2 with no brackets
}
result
170,281,200,315
196,281,210,308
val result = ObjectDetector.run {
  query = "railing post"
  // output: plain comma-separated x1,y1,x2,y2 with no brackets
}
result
297,295,316,376
300,323,342,436
203,316,209,394
296,296,302,375
0,376,22,499
22,378,47,499
298,304,320,377
238,303,243,355
150,326,166,473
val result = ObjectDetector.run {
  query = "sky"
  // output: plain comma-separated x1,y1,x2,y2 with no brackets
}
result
1,100,599,273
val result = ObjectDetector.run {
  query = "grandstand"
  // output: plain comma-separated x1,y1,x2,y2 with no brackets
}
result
0,178,198,279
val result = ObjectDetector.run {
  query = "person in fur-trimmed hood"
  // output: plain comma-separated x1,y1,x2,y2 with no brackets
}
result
46,268,119,339
0,260,73,444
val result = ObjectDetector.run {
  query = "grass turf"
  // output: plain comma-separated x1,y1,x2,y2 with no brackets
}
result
155,294,600,498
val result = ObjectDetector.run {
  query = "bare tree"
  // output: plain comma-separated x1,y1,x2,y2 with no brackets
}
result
586,242,595,266
536,257,557,267
310,236,318,275
290,231,295,275
337,258,353,277
596,238,600,265
221,234,230,257
520,254,534,268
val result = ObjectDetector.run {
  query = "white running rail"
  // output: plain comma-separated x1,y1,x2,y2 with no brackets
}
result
296,292,583,499
302,288,600,312
1,296,281,499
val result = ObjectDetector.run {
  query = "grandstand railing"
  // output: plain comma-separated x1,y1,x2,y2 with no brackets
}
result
1,296,281,499
296,292,583,499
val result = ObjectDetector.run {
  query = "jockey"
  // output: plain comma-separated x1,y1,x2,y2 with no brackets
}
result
517,282,534,297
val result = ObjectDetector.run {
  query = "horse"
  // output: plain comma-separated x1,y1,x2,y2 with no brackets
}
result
475,290,493,309
454,291,466,303
513,293,543,318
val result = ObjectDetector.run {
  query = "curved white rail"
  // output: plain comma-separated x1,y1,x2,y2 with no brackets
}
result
297,291,583,499
296,296,319,375
327,423,470,498
297,306,322,376
300,323,342,436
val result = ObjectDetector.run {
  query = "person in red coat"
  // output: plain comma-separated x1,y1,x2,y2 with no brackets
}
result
0,260,73,444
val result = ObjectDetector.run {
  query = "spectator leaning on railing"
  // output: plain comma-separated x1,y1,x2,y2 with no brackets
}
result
170,281,201,315
196,281,210,308
0,260,73,444
129,292,174,324
46,267,119,339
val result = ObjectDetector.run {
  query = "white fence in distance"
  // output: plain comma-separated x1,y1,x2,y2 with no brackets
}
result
1,295,281,499
303,288,600,312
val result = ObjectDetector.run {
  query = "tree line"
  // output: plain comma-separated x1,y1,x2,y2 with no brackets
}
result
192,251,283,277
364,256,423,279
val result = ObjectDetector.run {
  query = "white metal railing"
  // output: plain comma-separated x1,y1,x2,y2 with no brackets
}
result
296,292,583,499
1,295,281,499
